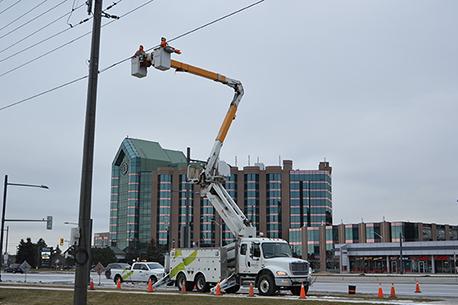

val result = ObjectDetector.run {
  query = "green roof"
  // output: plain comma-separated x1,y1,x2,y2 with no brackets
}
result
113,138,187,171
128,138,186,164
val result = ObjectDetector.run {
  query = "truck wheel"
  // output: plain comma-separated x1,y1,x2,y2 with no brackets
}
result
176,273,193,291
176,273,187,291
225,284,240,294
194,273,209,292
113,275,122,284
149,275,157,285
257,273,276,296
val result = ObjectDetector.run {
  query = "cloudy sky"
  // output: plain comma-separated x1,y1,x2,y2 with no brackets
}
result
1,0,457,253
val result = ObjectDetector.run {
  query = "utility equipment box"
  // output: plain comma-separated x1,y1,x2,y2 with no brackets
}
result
131,56,147,78
153,47,171,71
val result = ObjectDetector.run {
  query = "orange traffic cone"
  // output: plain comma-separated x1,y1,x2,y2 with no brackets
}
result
215,282,221,296
181,281,187,293
390,283,396,298
147,279,154,293
116,278,122,289
248,282,255,297
299,282,306,299
89,278,95,290
378,283,383,299
415,281,421,293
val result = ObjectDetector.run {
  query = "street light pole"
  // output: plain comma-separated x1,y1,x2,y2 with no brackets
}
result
0,175,8,277
0,174,49,282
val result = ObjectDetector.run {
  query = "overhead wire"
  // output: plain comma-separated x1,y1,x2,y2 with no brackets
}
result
0,13,91,64
0,0,22,17
0,1,86,55
0,0,50,32
104,0,265,72
66,0,79,27
0,75,89,111
0,0,124,63
0,0,152,74
0,0,71,40
0,0,265,112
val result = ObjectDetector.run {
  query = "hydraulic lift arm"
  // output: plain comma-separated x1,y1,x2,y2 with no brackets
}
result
131,38,255,239
169,60,244,180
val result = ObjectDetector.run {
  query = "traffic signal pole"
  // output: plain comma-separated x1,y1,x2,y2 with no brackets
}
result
73,0,102,304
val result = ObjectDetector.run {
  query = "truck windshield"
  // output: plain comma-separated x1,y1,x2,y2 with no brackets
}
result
147,263,163,269
261,243,292,258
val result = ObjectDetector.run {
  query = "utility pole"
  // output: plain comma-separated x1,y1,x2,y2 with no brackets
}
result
73,0,103,304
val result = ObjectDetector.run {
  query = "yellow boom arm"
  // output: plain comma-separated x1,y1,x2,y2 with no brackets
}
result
170,60,242,145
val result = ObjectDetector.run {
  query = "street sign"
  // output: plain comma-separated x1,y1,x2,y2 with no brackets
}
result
19,260,31,273
94,262,105,275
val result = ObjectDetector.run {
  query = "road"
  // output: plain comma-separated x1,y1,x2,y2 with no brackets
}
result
1,272,458,299
312,275,458,298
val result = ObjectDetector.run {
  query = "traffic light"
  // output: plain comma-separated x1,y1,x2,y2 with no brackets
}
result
59,237,64,246
46,216,53,230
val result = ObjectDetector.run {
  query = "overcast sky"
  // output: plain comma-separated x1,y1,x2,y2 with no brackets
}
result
1,0,457,253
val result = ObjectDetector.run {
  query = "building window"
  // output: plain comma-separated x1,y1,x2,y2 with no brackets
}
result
157,174,172,245
244,173,259,230
267,173,281,238
289,171,332,229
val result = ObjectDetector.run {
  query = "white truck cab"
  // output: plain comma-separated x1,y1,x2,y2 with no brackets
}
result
238,238,311,295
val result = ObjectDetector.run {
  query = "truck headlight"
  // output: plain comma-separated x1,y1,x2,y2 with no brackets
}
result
276,271,287,276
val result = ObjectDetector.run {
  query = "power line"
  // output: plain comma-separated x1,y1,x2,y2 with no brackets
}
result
0,0,153,74
106,0,265,71
0,29,92,77
0,0,50,32
0,0,265,112
166,0,265,46
0,2,86,55
0,0,124,63
0,75,88,111
66,0,79,27
0,14,91,64
0,0,22,17
0,0,71,40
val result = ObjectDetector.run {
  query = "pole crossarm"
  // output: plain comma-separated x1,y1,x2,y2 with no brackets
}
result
5,218,47,222
7,182,48,189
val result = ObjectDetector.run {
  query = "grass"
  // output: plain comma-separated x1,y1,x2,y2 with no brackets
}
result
0,287,384,305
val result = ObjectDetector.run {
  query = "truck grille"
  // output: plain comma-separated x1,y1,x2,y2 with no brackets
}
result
290,261,309,275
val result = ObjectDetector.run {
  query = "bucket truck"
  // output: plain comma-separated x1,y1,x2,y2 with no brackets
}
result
131,38,312,296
